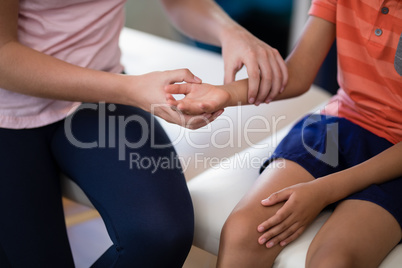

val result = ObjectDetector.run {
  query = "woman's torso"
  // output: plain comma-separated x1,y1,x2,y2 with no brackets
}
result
0,0,126,129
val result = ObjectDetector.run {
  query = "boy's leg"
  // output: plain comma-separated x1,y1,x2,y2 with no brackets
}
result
52,104,194,267
306,199,401,268
217,159,315,268
0,126,74,268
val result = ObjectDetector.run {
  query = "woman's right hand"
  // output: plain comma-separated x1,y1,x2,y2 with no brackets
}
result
124,69,224,129
165,82,231,115
1,1,221,130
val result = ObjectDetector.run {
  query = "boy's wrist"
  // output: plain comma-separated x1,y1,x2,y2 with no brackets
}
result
314,172,352,206
219,84,236,107
309,179,335,208
220,80,249,107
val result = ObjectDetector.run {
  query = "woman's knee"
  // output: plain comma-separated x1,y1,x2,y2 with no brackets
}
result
95,225,193,268
119,205,194,249
112,214,194,266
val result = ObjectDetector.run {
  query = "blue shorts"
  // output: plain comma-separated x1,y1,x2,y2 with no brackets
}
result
261,114,402,229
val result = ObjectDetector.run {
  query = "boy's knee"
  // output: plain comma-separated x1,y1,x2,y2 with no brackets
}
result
220,210,260,251
306,246,357,268
219,209,280,267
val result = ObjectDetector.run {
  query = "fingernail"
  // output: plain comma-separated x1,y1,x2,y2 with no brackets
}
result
258,226,265,232
255,102,261,106
194,76,202,83
249,98,255,104
280,86,285,93
280,241,287,247
267,242,274,248
265,98,272,103
259,238,267,244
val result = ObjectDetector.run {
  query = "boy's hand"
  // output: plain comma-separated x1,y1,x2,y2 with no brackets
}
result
130,69,222,129
165,83,231,115
257,181,327,248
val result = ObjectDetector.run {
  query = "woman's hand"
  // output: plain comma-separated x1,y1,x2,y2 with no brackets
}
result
165,82,231,115
257,180,328,248
126,69,223,129
220,26,288,106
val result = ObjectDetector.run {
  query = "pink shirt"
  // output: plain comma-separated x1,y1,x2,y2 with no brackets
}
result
0,0,126,129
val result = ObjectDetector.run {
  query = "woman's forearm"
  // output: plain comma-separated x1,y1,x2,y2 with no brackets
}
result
160,0,239,47
0,41,131,106
0,0,134,107
317,142,402,206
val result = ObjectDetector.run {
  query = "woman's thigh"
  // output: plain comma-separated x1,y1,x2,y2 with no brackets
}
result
0,125,74,267
307,199,402,268
52,103,194,267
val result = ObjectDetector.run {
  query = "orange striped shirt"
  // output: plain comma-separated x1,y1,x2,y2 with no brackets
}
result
310,0,402,144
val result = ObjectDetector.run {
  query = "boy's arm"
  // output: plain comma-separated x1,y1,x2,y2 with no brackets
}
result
257,141,402,248
160,0,288,105
226,15,336,104
313,141,402,205
165,16,336,113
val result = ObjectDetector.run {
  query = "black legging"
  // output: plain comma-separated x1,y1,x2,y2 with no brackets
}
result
0,103,194,268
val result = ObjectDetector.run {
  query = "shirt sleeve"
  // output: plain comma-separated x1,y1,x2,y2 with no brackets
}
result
309,0,337,23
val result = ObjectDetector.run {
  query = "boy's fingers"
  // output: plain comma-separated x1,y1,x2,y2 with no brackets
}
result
261,189,290,206
176,102,193,113
279,226,305,247
177,101,205,115
184,113,216,129
208,109,224,123
164,84,191,94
